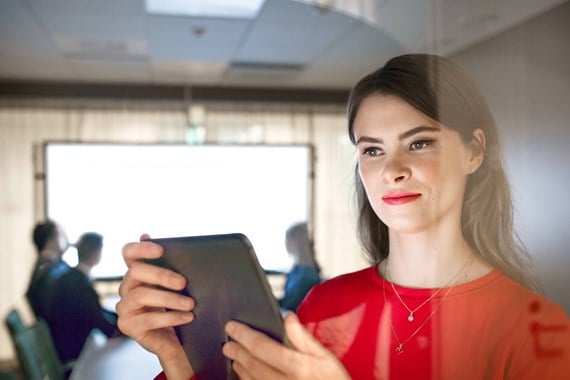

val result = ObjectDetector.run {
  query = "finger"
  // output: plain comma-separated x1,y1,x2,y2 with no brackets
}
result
231,361,253,380
140,233,151,241
122,240,163,267
118,310,194,338
116,286,194,314
232,362,260,380
225,321,299,374
118,261,186,297
223,341,286,380
284,313,327,357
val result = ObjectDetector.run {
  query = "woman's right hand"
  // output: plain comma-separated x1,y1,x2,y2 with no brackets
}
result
116,234,194,380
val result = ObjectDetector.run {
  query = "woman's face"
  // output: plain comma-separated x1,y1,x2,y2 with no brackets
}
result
352,94,477,234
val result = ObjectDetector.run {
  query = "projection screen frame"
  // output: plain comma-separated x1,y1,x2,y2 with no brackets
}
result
41,141,315,280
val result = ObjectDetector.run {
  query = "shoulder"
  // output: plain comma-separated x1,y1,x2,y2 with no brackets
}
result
297,266,379,319
459,270,567,322
489,272,567,321
310,266,376,293
488,276,570,376
465,271,569,353
331,265,378,284
293,265,321,280
57,266,91,288
61,265,82,278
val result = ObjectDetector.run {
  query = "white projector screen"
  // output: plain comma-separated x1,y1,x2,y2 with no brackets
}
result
44,143,313,278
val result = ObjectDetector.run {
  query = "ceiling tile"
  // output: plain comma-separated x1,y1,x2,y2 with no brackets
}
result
147,15,251,61
234,0,359,64
0,0,61,56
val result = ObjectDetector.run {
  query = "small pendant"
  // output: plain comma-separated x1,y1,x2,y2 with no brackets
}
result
408,313,414,322
396,344,404,354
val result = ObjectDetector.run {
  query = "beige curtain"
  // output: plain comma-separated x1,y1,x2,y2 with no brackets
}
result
0,98,186,360
0,98,367,361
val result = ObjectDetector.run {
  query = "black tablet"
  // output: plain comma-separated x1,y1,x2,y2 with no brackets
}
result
145,233,285,380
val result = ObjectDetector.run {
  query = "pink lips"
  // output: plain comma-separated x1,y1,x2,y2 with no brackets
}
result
381,192,421,205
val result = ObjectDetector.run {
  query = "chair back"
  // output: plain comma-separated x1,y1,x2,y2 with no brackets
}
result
33,319,66,379
5,309,26,338
4,311,65,380
12,325,43,380
5,308,41,380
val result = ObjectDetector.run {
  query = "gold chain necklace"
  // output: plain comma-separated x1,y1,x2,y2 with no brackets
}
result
386,256,474,322
383,254,474,355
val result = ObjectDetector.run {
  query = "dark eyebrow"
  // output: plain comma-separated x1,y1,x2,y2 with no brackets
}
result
399,126,440,139
355,136,382,145
355,126,440,145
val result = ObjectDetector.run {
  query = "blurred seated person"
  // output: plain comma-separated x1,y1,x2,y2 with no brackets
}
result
278,222,322,311
26,220,71,318
44,232,121,364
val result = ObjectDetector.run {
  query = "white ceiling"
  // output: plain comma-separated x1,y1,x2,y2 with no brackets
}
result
0,0,565,89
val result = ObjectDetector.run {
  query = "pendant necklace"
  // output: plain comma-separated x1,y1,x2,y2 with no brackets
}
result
385,255,474,323
383,254,474,354
387,274,444,322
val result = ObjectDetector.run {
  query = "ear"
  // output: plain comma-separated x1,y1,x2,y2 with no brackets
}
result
466,128,486,174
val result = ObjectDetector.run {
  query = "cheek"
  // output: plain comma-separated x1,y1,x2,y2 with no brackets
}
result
358,163,378,195
358,164,388,219
432,161,468,200
416,161,440,190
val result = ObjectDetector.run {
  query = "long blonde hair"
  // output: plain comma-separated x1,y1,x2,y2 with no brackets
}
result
347,54,543,294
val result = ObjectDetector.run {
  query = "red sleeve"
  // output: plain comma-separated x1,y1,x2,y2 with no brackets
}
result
153,372,196,380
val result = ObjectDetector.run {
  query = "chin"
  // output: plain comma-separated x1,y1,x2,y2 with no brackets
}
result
382,218,432,234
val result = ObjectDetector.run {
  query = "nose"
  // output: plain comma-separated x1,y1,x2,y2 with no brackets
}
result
382,154,411,184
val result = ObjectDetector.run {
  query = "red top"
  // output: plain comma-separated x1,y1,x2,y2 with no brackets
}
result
154,373,195,380
155,266,570,379
297,266,570,380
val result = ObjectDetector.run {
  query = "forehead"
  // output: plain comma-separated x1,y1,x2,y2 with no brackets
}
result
353,94,435,134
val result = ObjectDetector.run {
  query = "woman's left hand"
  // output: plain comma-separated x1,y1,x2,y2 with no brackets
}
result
222,313,351,380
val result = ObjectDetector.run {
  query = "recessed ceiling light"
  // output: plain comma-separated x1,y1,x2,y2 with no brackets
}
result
145,0,266,19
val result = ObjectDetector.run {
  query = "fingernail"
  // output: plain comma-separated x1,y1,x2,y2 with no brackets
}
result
169,273,186,288
182,312,194,322
284,312,298,322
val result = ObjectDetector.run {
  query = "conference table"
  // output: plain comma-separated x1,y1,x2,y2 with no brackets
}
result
70,329,162,380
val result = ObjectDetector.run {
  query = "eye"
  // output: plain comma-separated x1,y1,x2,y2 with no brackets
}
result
409,140,433,151
362,146,383,157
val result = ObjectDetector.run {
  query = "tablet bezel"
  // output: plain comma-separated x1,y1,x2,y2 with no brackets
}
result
146,233,285,379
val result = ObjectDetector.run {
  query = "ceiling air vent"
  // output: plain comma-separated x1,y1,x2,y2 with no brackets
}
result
225,61,304,80
54,35,148,60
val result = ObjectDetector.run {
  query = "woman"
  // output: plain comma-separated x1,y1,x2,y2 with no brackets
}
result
116,54,569,379
278,222,322,312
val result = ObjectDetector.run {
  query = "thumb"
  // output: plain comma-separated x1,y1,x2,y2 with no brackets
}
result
284,313,327,357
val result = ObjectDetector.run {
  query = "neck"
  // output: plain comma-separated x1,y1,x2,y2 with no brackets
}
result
76,262,92,276
40,248,61,261
382,226,476,288
297,256,315,266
